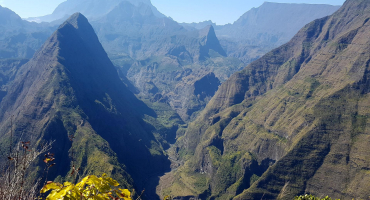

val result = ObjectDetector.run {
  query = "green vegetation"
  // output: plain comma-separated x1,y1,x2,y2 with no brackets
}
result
40,174,132,200
294,194,340,200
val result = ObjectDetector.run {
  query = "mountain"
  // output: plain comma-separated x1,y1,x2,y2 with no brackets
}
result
0,13,177,198
0,5,56,59
92,1,185,60
0,5,23,27
26,0,165,23
180,20,216,31
92,1,243,122
1,0,242,124
159,0,370,199
198,25,227,60
93,3,225,62
215,2,341,63
217,2,340,44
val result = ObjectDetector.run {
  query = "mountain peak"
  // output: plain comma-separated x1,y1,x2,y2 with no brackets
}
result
339,0,370,12
198,25,215,38
56,12,108,61
59,12,89,30
0,5,23,26
102,1,154,20
198,25,227,60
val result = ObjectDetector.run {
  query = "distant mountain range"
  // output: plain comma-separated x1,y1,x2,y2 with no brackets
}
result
26,0,165,23
0,5,56,58
182,2,340,63
89,1,244,122
180,20,216,30
0,1,340,122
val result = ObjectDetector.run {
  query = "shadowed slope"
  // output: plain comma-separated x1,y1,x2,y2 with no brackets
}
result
0,13,170,197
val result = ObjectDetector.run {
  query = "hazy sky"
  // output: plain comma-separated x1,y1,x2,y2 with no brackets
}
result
0,0,346,25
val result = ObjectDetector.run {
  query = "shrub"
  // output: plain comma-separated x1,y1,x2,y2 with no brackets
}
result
40,173,132,200
295,194,340,200
0,141,53,200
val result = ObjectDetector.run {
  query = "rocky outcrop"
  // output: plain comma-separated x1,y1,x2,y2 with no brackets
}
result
198,25,227,60
167,72,220,121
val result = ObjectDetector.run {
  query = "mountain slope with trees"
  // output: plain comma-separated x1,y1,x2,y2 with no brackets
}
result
159,0,370,199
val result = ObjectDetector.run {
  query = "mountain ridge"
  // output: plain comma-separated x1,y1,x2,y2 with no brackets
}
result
26,0,165,23
0,6,56,59
216,2,340,63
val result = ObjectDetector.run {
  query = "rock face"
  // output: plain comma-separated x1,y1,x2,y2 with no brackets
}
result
159,0,370,199
0,13,173,197
127,62,223,122
198,25,227,60
166,72,221,121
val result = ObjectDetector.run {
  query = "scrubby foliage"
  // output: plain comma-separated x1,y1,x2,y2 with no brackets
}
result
0,141,52,200
294,194,340,200
40,174,132,200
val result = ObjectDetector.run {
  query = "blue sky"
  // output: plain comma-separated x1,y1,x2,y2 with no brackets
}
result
0,0,346,24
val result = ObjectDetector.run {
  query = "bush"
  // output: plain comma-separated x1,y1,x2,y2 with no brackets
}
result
0,141,52,200
40,173,132,200
295,194,340,200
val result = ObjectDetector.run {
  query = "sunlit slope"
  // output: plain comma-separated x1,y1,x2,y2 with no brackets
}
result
160,0,370,199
